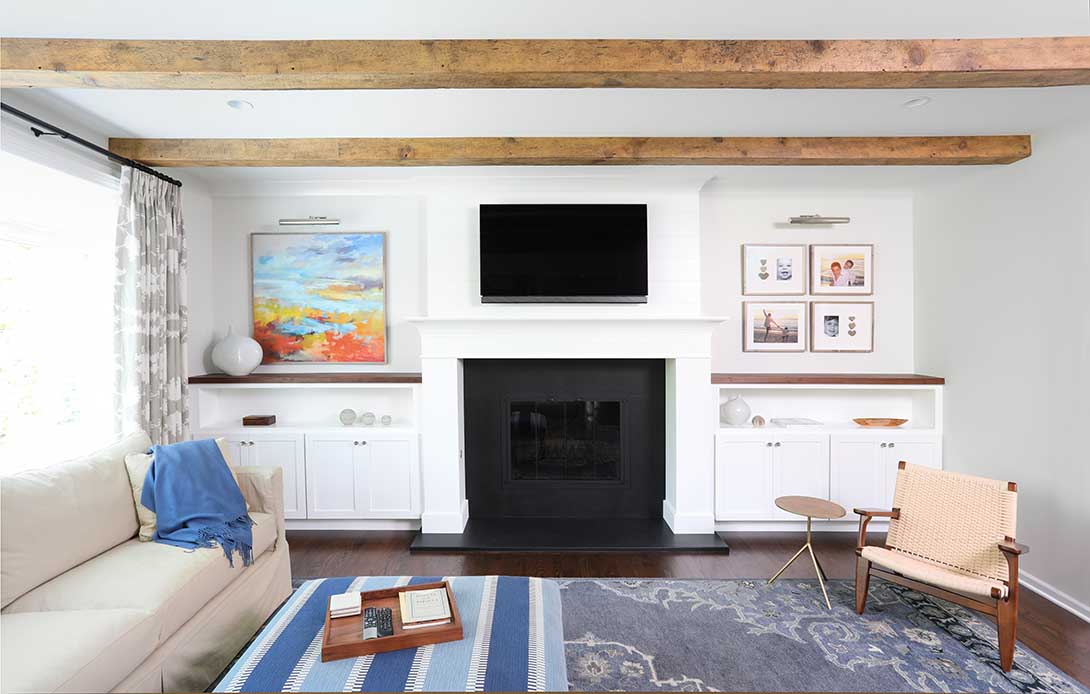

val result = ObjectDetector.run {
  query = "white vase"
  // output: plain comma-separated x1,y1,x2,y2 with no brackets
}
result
720,394,752,426
211,325,263,376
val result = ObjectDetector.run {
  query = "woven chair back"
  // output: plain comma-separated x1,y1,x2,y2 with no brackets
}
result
888,463,1018,583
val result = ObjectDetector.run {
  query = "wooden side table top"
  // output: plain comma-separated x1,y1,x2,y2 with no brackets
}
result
775,495,846,520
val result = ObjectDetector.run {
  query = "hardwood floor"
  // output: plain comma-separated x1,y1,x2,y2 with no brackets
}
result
287,530,1090,687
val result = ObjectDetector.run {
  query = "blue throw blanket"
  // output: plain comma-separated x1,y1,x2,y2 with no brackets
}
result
141,438,254,567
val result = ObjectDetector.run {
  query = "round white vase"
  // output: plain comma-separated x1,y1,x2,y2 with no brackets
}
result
720,394,752,426
211,325,263,376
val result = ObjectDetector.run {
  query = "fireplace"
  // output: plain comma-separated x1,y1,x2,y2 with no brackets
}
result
463,359,665,519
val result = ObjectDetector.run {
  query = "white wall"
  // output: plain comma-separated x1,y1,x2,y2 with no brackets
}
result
208,195,425,372
914,121,1090,615
179,172,215,375
701,189,915,373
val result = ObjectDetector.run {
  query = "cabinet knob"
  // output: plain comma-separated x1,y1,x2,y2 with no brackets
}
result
766,442,773,447
880,443,887,448
774,442,781,447
360,441,367,446
889,443,896,448
353,441,359,446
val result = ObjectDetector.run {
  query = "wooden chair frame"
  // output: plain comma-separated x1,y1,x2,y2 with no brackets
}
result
854,461,1029,672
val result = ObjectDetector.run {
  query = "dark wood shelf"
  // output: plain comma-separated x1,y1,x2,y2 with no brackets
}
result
711,373,944,386
189,372,422,384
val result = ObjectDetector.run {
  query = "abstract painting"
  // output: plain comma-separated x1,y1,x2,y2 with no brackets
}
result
251,232,387,363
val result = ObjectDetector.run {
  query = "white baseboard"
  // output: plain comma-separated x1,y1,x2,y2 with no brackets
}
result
663,499,715,534
716,519,884,533
285,519,420,531
1021,570,1090,623
421,499,470,534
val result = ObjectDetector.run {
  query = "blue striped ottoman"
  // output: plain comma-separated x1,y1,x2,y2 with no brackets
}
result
216,576,568,692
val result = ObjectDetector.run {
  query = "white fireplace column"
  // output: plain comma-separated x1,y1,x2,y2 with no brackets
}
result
419,356,470,533
410,316,726,535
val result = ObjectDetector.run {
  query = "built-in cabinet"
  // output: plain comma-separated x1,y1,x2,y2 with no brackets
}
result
714,377,944,523
214,432,307,519
192,376,422,523
305,432,420,519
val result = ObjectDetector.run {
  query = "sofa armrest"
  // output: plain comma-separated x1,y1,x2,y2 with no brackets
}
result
235,466,286,542
855,507,899,550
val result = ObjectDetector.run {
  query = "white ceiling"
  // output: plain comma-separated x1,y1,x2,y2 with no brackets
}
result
2,0,1088,186
3,0,1088,39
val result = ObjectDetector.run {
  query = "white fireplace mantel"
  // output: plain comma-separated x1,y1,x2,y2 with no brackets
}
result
408,315,728,536
408,315,729,360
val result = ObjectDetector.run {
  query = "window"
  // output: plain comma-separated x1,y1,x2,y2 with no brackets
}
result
0,151,120,471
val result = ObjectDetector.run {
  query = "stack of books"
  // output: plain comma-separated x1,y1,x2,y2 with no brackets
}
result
329,592,362,619
398,587,452,630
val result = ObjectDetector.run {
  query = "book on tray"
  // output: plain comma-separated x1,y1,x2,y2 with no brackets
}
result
769,417,823,428
329,592,361,619
398,587,452,628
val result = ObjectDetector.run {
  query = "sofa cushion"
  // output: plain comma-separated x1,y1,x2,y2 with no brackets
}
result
3,512,278,639
861,546,1009,599
1,431,150,608
0,608,160,694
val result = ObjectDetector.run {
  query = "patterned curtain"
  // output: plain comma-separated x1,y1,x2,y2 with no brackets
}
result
113,168,189,444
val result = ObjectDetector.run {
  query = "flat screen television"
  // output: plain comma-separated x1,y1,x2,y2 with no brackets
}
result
479,204,648,303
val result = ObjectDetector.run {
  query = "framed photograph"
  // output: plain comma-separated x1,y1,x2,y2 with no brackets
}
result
810,244,874,295
810,302,874,352
251,232,388,364
743,301,807,352
741,244,807,295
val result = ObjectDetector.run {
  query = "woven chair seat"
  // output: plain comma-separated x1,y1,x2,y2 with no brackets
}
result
861,546,1008,599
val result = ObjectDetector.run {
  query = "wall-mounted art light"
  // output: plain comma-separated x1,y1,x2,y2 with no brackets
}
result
788,215,851,225
277,216,341,226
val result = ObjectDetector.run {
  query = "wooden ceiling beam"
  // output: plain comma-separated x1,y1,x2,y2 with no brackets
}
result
4,37,1089,90
107,136,1032,167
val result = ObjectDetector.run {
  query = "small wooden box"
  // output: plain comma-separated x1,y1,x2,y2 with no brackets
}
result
242,415,276,426
321,581,463,662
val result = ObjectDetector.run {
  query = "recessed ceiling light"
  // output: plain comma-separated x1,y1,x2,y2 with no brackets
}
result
226,99,254,111
902,96,932,109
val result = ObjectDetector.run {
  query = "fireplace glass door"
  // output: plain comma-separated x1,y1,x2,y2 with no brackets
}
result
509,400,622,482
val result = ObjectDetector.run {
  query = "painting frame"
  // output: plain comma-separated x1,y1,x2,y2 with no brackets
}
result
810,244,874,295
741,244,807,296
742,301,808,353
250,231,389,365
810,301,875,353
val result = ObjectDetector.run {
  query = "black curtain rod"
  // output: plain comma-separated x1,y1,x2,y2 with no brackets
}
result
0,102,182,188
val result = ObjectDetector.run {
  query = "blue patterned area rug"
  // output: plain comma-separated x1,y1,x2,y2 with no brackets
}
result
559,578,1086,693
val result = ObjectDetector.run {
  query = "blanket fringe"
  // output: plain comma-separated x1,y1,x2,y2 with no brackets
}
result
196,514,256,567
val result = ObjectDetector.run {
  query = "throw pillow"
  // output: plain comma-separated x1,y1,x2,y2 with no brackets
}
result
125,438,244,542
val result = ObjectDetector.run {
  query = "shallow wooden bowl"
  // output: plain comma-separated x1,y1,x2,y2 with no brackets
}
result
853,418,908,427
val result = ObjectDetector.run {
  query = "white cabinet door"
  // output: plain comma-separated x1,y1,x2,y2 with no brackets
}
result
882,434,942,507
715,435,774,520
215,436,247,469
247,434,307,519
830,437,885,513
363,438,419,516
772,435,830,519
305,435,366,519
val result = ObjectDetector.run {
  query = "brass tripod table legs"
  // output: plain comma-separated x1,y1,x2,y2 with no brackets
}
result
768,496,847,610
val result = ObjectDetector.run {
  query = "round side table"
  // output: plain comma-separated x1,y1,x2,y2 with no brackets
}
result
768,495,846,609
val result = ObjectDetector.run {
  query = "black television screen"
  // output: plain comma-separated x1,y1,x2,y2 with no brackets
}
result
479,204,648,303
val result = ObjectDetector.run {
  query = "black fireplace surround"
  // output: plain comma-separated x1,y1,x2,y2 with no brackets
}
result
463,359,665,520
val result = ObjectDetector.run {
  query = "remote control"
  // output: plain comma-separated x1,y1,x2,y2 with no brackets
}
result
362,607,394,639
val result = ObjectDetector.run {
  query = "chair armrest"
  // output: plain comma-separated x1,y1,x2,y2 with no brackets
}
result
234,466,286,543
855,508,899,550
998,540,1029,556
853,508,900,519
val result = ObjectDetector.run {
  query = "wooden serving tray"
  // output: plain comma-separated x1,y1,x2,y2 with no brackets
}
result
321,581,463,662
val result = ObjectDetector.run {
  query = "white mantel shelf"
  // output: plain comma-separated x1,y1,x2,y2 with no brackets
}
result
408,315,729,360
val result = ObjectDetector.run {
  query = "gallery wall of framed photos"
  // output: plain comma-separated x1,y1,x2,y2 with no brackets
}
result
700,192,915,372
742,243,875,354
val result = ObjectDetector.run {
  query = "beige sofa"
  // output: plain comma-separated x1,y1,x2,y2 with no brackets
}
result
0,432,292,693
